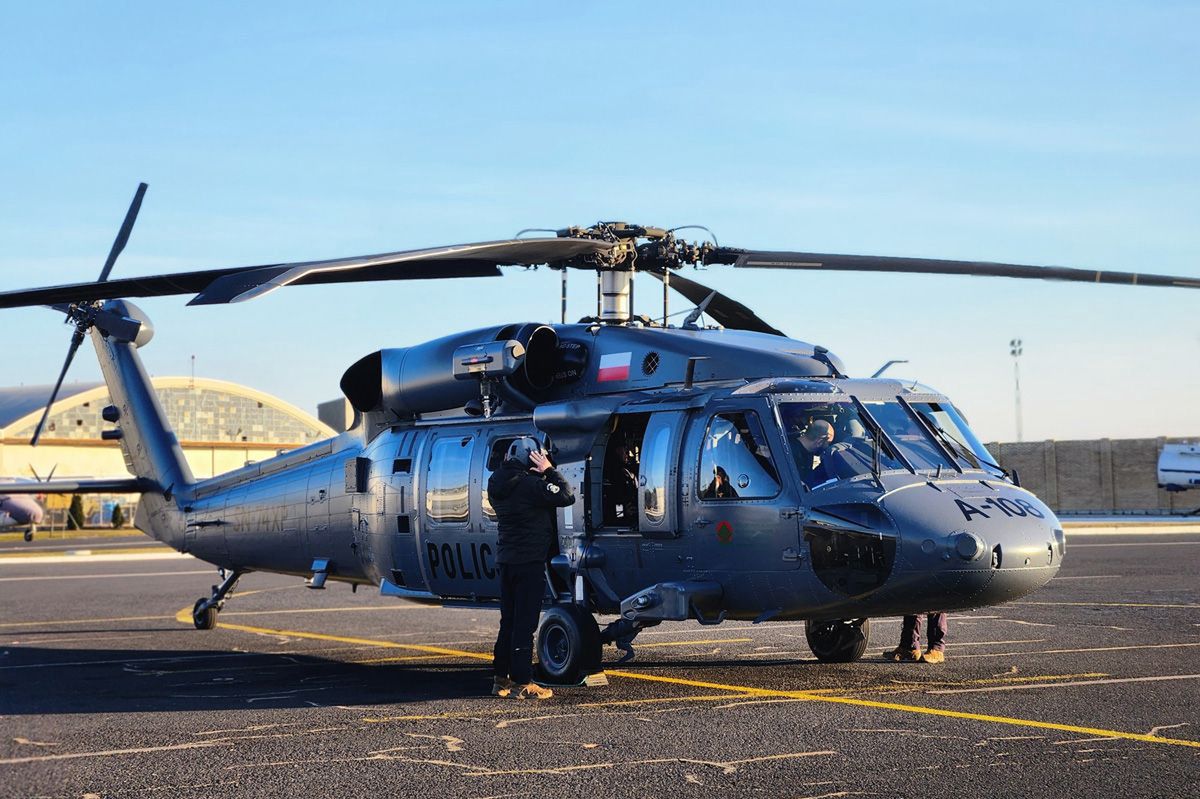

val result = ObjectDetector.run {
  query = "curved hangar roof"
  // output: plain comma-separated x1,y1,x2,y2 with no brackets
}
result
0,378,333,445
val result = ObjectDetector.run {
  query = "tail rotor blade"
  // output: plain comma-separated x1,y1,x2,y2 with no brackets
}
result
97,182,147,283
30,330,85,447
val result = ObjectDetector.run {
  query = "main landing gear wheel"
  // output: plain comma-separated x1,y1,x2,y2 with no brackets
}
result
535,604,602,685
192,598,216,630
805,618,870,663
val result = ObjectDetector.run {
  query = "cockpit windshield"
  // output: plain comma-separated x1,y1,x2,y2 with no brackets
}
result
778,399,956,488
909,401,1005,478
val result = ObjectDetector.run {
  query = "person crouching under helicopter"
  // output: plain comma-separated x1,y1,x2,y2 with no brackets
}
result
488,437,576,700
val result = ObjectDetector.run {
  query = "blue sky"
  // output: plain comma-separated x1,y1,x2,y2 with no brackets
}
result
1,1,1196,442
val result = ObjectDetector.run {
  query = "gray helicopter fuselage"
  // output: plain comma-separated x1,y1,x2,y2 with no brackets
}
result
152,321,1062,623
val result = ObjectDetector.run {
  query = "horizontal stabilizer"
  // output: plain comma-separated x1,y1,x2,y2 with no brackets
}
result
0,477,158,495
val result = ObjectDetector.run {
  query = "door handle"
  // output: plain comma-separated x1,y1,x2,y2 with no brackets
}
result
694,517,712,528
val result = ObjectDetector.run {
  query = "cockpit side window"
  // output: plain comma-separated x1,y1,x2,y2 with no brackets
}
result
699,411,781,501
779,402,904,487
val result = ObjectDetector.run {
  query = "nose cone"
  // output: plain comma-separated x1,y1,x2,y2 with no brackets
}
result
882,482,1062,611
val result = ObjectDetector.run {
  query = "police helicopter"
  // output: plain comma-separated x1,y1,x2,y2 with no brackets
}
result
2,185,1197,683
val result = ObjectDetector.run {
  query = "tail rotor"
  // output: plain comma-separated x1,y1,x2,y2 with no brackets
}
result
30,182,148,446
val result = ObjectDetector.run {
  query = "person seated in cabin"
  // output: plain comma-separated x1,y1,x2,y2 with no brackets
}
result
791,419,836,487
701,465,739,499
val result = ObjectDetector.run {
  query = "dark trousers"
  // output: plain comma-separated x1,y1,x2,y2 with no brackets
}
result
899,612,948,652
492,561,546,685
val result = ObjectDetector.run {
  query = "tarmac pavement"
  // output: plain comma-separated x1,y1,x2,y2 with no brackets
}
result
1,528,1197,798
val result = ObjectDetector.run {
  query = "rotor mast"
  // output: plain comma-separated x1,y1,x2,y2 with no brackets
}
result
555,222,713,326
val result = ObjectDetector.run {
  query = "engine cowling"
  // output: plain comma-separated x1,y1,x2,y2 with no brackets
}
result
340,324,585,417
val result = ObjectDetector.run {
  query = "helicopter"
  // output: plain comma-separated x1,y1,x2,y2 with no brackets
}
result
2,184,1197,683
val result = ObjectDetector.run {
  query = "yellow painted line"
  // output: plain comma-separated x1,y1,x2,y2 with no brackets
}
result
0,530,147,542
604,670,1200,749
177,608,1200,750
222,606,433,617
635,638,754,649
207,619,493,661
350,654,456,664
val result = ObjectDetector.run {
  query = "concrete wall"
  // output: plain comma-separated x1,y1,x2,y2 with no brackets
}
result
986,437,1196,514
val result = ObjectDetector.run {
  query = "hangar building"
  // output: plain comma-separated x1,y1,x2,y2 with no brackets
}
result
0,377,334,527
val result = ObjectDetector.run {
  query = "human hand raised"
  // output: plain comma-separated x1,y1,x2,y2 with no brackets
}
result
528,449,552,473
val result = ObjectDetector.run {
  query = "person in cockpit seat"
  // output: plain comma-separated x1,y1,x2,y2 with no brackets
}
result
792,419,835,487
883,612,948,663
701,465,738,499
487,437,576,700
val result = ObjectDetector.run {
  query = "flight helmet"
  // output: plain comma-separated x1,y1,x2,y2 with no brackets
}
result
506,436,542,467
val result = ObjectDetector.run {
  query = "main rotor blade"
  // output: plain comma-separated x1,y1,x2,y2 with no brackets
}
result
97,182,148,283
711,248,1200,289
647,269,784,336
30,330,85,446
0,238,612,309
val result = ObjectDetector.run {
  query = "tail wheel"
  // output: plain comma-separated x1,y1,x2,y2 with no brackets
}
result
192,598,217,630
805,618,870,663
535,604,601,685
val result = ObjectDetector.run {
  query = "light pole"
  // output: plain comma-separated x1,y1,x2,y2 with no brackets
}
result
1010,338,1023,442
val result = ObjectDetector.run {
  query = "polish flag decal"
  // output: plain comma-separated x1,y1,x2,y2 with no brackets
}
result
597,351,632,382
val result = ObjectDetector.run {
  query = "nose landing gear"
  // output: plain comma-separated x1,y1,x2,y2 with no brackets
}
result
805,617,871,663
192,568,242,630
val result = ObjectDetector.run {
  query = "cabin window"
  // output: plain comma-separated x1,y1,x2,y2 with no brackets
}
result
426,436,474,524
699,411,780,500
641,424,671,524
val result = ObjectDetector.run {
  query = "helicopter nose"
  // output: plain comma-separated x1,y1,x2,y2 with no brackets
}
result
882,483,1063,610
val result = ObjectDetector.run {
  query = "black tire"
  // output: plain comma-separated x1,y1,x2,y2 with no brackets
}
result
23,529,33,542
193,598,217,630
805,618,870,663
535,604,601,685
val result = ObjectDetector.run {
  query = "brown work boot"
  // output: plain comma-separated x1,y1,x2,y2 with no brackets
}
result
510,682,554,700
920,649,945,664
883,647,921,662
491,676,514,697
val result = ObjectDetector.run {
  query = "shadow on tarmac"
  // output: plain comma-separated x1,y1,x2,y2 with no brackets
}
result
0,646,492,715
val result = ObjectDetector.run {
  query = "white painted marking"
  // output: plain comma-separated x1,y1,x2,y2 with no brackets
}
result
953,642,1200,659
0,552,192,565
0,652,256,671
1063,527,1200,536
0,569,212,582
1069,542,1200,548
929,674,1200,694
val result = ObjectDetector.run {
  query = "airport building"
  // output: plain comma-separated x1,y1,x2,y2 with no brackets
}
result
0,378,334,527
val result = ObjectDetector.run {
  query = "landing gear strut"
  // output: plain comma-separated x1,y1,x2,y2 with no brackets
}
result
805,617,871,663
192,568,242,630
535,604,602,685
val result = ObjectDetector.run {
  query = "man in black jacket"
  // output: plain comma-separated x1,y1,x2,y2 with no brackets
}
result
488,437,576,700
